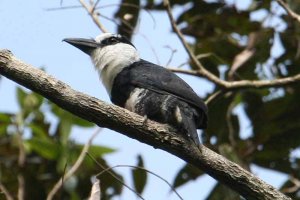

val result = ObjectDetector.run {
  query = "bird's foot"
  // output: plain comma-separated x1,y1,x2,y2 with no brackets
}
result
197,143,203,154
142,115,148,125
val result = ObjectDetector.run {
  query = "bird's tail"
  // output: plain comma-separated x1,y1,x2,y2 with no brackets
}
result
180,111,200,146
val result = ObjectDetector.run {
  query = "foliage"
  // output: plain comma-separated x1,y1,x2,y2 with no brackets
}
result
0,87,120,199
131,155,147,195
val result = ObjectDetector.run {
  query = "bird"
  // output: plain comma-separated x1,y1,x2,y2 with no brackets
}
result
63,33,208,146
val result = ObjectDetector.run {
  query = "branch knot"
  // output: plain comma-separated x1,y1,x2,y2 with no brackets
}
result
0,49,13,65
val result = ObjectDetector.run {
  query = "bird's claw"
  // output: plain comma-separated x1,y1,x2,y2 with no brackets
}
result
142,115,148,125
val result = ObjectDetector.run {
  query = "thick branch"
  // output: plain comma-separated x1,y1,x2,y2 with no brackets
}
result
0,50,291,200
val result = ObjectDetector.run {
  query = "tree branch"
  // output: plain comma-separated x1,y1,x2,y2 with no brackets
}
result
0,181,14,200
95,164,183,200
86,152,145,200
164,0,300,91
46,128,101,200
169,67,300,90
16,122,25,200
0,49,291,199
78,0,108,33
163,0,227,86
276,0,300,23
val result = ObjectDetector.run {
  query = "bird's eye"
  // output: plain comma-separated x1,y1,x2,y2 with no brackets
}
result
108,37,118,44
101,37,119,46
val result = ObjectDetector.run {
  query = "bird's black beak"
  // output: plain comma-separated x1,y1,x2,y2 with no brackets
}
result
63,38,98,55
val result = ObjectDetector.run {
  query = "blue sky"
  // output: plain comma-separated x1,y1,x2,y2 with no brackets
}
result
0,0,288,199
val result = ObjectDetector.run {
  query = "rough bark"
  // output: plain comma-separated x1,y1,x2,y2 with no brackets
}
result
0,50,291,200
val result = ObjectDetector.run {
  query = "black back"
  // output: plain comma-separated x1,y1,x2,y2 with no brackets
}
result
111,60,208,115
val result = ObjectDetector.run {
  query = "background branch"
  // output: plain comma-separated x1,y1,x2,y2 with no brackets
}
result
0,181,14,200
276,0,300,23
0,50,291,199
164,0,300,91
46,128,101,200
95,164,183,200
87,152,145,200
78,0,108,33
169,67,300,90
16,123,25,200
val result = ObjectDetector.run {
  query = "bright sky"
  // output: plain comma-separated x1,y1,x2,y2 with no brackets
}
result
0,0,288,199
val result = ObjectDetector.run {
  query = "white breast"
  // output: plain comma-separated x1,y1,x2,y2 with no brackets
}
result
91,42,140,96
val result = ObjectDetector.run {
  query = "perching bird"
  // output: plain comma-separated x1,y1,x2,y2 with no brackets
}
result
63,33,208,145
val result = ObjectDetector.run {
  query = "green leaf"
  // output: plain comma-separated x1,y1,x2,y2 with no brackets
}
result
27,123,48,138
25,138,60,160
59,120,72,145
0,113,12,123
131,155,147,195
204,93,235,144
30,92,44,109
0,124,8,135
172,163,203,188
0,113,12,135
17,87,27,109
24,93,43,110
16,88,44,118
92,158,124,199
87,145,115,157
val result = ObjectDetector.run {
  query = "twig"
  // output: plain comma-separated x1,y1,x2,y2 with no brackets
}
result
96,164,184,200
168,68,200,76
46,3,156,29
276,0,300,23
17,175,24,200
139,33,161,64
46,5,82,11
281,176,300,193
226,99,237,147
88,179,101,200
86,152,145,200
169,67,300,89
164,45,177,67
176,53,216,68
205,90,225,105
16,123,25,200
228,32,257,80
78,0,108,33
98,3,156,29
17,132,25,168
46,128,101,200
0,181,14,200
91,0,101,13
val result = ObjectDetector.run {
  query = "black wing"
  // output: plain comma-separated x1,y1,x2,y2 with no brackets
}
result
128,60,208,114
